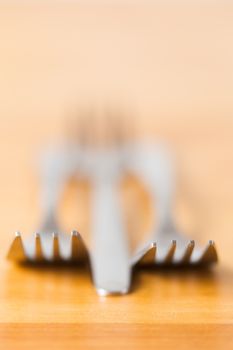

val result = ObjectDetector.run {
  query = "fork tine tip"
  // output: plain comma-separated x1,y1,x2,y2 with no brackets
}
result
71,230,79,237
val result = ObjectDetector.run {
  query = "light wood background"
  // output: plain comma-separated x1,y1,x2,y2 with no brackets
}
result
0,2,233,349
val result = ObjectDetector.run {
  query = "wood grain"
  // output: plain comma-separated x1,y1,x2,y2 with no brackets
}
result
0,2,233,349
1,324,233,350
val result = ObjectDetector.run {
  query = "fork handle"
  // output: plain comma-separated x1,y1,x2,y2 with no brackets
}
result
39,146,80,232
130,143,175,232
91,179,131,295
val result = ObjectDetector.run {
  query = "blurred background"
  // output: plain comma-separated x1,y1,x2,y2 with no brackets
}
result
0,1,233,267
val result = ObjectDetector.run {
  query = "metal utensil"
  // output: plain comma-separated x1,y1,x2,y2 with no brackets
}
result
130,142,218,266
87,149,131,295
8,118,131,295
7,145,88,263
78,116,131,295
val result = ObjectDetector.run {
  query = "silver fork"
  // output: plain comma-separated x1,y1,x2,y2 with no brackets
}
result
7,144,88,263
130,142,218,266
7,116,131,295
78,117,131,295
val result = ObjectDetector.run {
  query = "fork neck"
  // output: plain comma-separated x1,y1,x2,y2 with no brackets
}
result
150,189,176,235
39,211,60,233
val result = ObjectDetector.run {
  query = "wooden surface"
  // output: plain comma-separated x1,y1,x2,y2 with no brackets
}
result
0,2,233,349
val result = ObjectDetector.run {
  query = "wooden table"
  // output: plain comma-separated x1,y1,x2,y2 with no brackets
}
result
0,2,233,349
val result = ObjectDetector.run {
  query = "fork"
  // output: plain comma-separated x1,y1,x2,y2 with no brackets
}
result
7,117,131,295
7,129,217,286
7,144,88,263
130,142,218,266
78,117,131,295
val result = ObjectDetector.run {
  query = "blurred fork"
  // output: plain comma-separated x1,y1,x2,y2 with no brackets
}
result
130,143,218,267
7,115,131,294
7,144,88,263
79,117,131,295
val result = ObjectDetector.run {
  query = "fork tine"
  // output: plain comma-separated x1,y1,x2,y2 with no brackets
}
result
7,231,26,262
163,240,176,264
71,230,88,261
71,230,80,260
53,233,60,260
138,242,156,266
35,233,44,260
199,240,218,265
131,242,156,266
180,240,195,264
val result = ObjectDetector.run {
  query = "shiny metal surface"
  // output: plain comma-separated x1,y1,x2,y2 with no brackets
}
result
129,143,218,266
7,141,218,296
